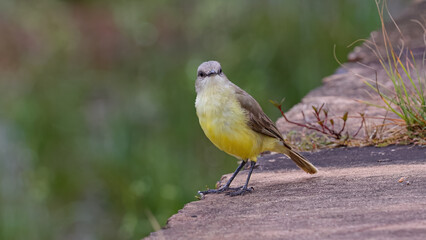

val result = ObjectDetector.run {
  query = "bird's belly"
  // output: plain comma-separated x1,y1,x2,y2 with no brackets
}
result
206,121,261,159
196,94,262,160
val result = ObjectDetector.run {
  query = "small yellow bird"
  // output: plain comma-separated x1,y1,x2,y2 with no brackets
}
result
195,61,317,196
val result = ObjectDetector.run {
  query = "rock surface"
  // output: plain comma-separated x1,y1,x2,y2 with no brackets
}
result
147,145,426,240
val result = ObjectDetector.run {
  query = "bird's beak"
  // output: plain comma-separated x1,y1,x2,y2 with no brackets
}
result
206,70,217,76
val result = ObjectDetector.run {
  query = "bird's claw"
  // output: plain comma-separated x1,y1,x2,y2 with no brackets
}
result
226,186,254,196
198,186,246,196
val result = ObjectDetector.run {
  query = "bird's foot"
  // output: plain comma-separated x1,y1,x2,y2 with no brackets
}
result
226,186,254,197
198,186,241,195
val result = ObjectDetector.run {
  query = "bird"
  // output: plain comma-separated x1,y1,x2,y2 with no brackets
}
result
195,61,317,196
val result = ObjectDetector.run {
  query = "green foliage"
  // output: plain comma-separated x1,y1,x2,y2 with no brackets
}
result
0,0,387,239
362,1,426,131
278,0,425,151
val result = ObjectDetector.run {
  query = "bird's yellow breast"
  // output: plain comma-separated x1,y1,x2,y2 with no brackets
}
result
195,78,271,161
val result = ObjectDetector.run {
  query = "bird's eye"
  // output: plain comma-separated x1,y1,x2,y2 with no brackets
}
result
198,71,206,78
218,68,222,74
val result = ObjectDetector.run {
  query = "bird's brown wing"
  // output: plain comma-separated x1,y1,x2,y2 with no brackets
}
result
232,83,292,150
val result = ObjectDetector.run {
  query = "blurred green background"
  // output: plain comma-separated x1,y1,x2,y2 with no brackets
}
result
0,0,410,239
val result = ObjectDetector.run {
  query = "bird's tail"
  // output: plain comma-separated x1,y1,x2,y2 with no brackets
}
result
275,143,318,174
287,149,318,174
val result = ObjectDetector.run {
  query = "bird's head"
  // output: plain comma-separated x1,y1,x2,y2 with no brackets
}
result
195,61,227,93
197,61,223,79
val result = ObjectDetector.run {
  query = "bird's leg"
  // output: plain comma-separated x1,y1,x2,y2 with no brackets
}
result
199,160,247,194
228,161,256,196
